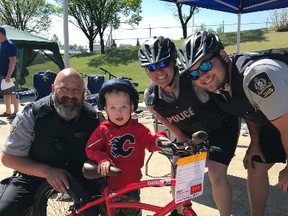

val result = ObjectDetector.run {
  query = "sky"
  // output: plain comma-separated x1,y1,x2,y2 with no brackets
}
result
47,0,275,48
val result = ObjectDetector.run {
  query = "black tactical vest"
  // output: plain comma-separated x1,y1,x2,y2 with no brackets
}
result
212,48,288,126
29,96,100,179
146,75,226,136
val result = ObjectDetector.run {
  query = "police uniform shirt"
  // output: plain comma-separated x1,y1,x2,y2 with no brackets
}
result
243,59,288,121
3,105,35,156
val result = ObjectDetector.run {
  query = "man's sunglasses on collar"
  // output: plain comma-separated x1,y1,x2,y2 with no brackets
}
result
147,58,171,72
188,55,216,81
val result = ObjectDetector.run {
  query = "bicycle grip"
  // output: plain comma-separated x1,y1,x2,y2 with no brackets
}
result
82,160,122,179
191,131,208,145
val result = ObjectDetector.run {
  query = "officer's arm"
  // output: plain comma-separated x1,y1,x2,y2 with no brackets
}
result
243,59,288,157
1,152,55,179
272,114,288,193
271,114,288,157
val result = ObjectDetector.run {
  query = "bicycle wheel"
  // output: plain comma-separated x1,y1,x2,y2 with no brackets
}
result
33,180,75,216
33,177,100,216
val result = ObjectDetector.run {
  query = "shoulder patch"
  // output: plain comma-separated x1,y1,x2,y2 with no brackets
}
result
248,72,275,98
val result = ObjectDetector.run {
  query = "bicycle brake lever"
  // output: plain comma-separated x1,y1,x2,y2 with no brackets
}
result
209,146,223,153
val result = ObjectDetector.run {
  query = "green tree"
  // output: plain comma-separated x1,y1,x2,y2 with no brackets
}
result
89,0,142,53
77,45,87,53
51,34,63,48
0,0,55,34
55,0,99,52
173,3,198,39
55,0,141,53
269,8,288,32
111,39,117,48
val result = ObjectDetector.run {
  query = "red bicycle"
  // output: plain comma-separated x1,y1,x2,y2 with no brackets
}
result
32,131,221,216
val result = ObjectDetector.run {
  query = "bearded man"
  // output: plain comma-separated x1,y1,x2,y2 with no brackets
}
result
0,68,104,215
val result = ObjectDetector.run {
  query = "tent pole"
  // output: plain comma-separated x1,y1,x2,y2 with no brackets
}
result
236,13,241,53
63,0,70,67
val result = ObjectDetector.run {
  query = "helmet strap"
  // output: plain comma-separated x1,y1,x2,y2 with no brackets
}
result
216,53,231,89
163,66,177,90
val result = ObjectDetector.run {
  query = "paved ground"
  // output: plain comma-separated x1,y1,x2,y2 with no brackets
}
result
0,96,287,215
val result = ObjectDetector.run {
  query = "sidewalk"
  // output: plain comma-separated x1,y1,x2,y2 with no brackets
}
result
0,96,287,215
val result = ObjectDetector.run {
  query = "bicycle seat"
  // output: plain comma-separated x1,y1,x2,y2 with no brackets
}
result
82,160,122,179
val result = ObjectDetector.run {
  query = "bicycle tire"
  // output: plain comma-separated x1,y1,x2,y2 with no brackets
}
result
33,177,100,216
33,180,75,216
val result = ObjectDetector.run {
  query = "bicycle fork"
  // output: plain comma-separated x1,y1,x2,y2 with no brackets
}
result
182,200,197,216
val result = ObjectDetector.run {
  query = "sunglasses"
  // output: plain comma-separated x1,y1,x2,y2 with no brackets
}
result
188,55,216,80
147,58,171,72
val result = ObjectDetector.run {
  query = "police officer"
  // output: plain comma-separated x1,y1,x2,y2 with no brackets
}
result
0,68,104,215
139,36,240,216
178,31,287,216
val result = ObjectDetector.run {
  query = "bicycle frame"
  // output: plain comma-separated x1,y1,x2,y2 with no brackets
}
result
68,177,197,216
67,131,213,216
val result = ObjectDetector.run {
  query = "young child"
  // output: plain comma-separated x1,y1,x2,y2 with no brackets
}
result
86,78,169,216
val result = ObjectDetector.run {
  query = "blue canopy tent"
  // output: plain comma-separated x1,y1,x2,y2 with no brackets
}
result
161,0,288,52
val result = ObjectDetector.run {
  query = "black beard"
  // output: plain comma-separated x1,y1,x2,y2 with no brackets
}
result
53,94,83,120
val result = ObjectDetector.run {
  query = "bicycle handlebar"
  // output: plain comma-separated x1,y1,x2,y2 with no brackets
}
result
158,131,222,157
158,131,207,148
82,131,222,180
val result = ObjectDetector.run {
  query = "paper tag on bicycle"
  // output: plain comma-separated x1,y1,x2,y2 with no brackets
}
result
175,152,207,203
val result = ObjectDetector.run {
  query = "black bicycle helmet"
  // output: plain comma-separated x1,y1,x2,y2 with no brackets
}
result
138,36,177,67
178,31,224,75
99,78,139,111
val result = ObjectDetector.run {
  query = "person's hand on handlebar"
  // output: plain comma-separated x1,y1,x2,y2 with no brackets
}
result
98,160,115,176
279,165,288,193
156,136,171,148
156,131,208,148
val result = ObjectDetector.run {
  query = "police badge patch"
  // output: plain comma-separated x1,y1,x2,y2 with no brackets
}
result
248,72,275,98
